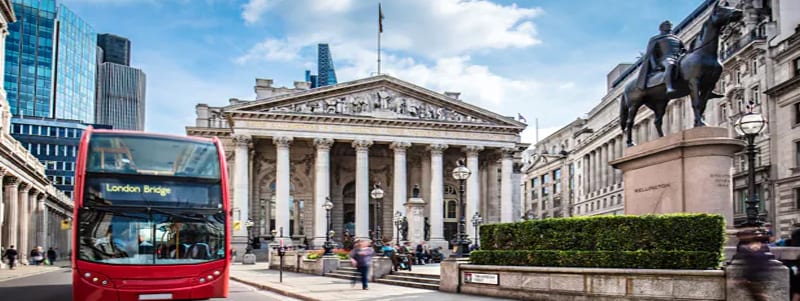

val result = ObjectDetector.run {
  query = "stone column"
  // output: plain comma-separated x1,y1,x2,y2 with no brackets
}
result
608,141,616,185
274,136,293,239
487,158,499,222
352,140,373,240
616,136,624,183
312,138,334,248
583,155,589,196
18,183,30,264
427,143,448,247
602,143,608,188
390,141,411,243
464,145,483,240
232,135,251,242
588,152,594,193
36,194,46,248
500,148,514,222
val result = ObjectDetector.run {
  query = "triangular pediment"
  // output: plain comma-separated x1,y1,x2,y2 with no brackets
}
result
225,75,526,129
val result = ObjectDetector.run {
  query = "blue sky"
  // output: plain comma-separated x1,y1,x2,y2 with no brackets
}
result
60,0,707,143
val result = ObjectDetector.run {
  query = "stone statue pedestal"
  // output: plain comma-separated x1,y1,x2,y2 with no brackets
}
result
405,198,426,245
610,127,743,225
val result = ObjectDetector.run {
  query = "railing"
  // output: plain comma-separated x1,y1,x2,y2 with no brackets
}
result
721,29,766,61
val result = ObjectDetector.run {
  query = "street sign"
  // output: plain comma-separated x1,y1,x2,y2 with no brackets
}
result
464,272,499,285
233,220,241,231
61,220,71,230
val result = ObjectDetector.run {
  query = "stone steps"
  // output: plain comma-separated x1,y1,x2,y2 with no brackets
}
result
374,278,440,290
381,274,440,284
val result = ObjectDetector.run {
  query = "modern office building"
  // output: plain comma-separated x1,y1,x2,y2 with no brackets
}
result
95,33,146,131
303,43,337,88
53,4,96,123
96,33,130,66
4,0,56,118
4,0,97,123
10,117,111,197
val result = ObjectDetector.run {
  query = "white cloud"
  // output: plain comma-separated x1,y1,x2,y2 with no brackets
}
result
237,0,542,61
241,0,278,24
233,0,598,145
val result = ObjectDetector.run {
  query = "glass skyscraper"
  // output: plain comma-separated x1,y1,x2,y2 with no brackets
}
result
5,0,57,118
54,4,96,123
97,33,130,66
303,43,337,89
4,0,97,123
317,43,337,87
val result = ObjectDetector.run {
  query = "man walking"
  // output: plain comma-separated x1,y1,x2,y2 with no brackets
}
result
4,245,18,270
47,247,57,266
349,240,374,290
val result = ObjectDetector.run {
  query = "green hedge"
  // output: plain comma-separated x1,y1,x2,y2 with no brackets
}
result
470,250,722,270
475,214,725,269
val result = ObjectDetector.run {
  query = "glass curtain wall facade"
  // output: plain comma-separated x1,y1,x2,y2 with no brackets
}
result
54,4,96,123
317,43,337,87
95,62,145,130
96,33,129,66
5,0,56,118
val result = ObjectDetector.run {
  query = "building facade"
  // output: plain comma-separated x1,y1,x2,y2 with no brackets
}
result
4,0,97,123
9,117,110,197
304,43,338,89
4,0,56,118
187,75,526,252
0,0,73,267
96,33,130,66
523,0,800,238
95,59,146,130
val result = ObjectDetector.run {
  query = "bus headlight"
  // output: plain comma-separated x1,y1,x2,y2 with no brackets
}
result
79,270,115,288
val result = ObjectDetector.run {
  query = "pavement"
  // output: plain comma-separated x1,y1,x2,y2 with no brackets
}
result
230,263,511,301
0,261,71,283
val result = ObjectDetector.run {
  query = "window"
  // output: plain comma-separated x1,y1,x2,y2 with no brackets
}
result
720,104,728,123
796,141,800,167
795,188,800,209
794,57,800,76
751,86,760,105
553,169,562,194
795,103,800,126
445,200,457,219
752,58,758,75
617,194,622,205
736,70,742,84
542,174,550,197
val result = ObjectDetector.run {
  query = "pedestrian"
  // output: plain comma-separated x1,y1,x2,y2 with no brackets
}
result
47,247,57,266
349,239,374,290
736,229,770,301
4,245,18,270
30,247,43,266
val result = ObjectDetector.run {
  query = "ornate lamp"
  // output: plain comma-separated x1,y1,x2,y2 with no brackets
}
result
370,183,385,254
451,159,472,257
322,197,334,256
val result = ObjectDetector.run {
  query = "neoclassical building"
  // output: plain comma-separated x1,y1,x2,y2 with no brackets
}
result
187,75,526,250
0,0,73,267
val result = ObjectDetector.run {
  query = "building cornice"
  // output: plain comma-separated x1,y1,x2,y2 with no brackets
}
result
226,110,524,134
0,0,15,24
764,75,800,98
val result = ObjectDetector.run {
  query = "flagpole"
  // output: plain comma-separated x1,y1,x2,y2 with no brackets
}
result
377,3,382,75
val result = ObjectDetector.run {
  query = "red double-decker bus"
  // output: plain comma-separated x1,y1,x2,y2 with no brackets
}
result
72,129,230,301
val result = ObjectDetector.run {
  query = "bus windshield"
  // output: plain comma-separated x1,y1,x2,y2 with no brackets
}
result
87,134,221,179
77,207,225,265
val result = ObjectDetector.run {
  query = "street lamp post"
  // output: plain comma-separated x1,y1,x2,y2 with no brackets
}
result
245,219,255,254
734,110,767,228
733,109,774,261
451,159,472,258
371,183,385,254
322,197,334,256
393,211,403,246
471,212,483,250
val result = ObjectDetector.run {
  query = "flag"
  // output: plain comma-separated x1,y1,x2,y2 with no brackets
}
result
518,113,528,123
379,3,384,33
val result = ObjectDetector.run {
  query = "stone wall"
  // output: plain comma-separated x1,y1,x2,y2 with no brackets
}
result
455,265,726,300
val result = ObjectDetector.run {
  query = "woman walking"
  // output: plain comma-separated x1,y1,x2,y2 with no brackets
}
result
349,240,374,290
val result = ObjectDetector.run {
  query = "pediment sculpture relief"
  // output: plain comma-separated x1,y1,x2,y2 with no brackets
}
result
266,88,492,124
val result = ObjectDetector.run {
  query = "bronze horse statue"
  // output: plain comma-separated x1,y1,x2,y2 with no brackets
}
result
620,2,743,146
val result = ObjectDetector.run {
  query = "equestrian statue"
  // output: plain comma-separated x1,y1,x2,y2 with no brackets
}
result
620,2,743,146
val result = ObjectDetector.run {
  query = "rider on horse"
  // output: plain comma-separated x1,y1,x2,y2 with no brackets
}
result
635,20,686,98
